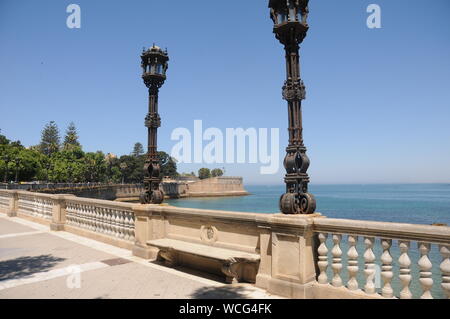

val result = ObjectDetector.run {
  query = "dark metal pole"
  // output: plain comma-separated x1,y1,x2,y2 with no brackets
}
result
269,0,316,214
140,45,168,204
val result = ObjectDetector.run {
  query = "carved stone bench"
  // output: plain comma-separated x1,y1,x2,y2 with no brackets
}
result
147,238,260,284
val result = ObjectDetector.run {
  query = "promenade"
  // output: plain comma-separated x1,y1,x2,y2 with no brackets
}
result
0,214,279,299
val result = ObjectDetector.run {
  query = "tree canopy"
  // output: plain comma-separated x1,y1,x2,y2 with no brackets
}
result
131,142,144,157
198,168,211,180
39,121,60,156
211,168,224,177
63,122,81,149
0,126,179,184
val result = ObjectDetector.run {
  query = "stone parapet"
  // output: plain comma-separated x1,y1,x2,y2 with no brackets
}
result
1,189,449,299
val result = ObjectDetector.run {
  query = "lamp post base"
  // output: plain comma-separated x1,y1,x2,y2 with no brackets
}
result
279,192,316,215
139,189,164,205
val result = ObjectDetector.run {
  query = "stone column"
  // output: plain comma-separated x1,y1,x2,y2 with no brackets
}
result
50,195,68,231
7,191,18,217
255,224,272,290
266,213,321,298
132,204,162,259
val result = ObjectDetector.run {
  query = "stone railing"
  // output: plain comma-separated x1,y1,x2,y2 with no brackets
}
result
0,189,135,249
0,189,448,299
0,190,12,213
313,218,450,299
65,197,135,243
17,192,54,221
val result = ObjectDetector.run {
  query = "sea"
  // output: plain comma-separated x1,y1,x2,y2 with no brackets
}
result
166,184,450,298
167,184,450,225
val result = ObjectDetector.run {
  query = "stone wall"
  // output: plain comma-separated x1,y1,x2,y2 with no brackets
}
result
15,178,249,201
183,177,249,197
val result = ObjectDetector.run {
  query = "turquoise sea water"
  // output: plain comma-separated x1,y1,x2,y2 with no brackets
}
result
167,184,450,225
167,184,450,298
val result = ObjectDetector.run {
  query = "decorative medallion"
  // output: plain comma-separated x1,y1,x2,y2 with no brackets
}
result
200,225,218,243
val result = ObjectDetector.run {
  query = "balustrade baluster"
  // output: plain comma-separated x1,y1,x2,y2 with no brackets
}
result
78,204,82,228
66,203,71,225
107,209,114,236
108,209,114,236
84,205,89,230
95,207,101,232
99,208,105,233
89,206,95,231
317,233,329,284
130,213,135,241
331,234,343,287
114,210,120,238
347,235,359,291
381,239,394,298
418,242,433,299
364,237,376,294
92,207,98,232
118,212,125,239
76,204,81,227
440,245,450,299
123,212,130,241
70,204,75,226
399,240,412,299
110,210,116,237
84,205,89,229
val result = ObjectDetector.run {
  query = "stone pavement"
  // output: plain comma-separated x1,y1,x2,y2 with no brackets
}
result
0,214,281,299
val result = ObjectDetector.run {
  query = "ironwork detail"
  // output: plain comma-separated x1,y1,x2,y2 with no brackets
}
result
269,0,316,214
282,80,306,101
144,113,161,128
139,44,169,204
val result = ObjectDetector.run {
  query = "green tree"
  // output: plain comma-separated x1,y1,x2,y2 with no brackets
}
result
0,129,10,145
84,151,107,182
132,142,144,157
116,155,143,183
158,151,178,178
0,135,45,183
39,121,60,156
63,122,81,149
49,146,85,182
198,168,211,180
211,168,224,177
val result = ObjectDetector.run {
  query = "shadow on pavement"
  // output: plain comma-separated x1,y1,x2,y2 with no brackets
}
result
190,285,251,299
0,254,66,281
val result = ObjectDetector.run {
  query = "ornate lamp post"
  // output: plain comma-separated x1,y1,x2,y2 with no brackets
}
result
139,44,169,204
268,0,316,214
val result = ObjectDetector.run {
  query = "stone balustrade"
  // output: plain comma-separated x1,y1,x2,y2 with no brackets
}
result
0,189,135,249
314,218,450,299
65,197,135,243
0,189,448,299
17,192,54,221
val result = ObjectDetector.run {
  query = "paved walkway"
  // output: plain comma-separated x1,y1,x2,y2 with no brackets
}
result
0,214,280,299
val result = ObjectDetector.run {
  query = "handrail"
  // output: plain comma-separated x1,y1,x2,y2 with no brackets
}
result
313,217,450,245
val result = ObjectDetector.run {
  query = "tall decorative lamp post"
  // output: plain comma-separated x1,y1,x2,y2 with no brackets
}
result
268,0,316,214
140,44,169,204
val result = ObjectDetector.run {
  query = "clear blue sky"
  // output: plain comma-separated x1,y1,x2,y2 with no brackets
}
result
1,0,449,185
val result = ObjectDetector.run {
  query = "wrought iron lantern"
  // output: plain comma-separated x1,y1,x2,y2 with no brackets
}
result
140,44,169,204
268,0,316,214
